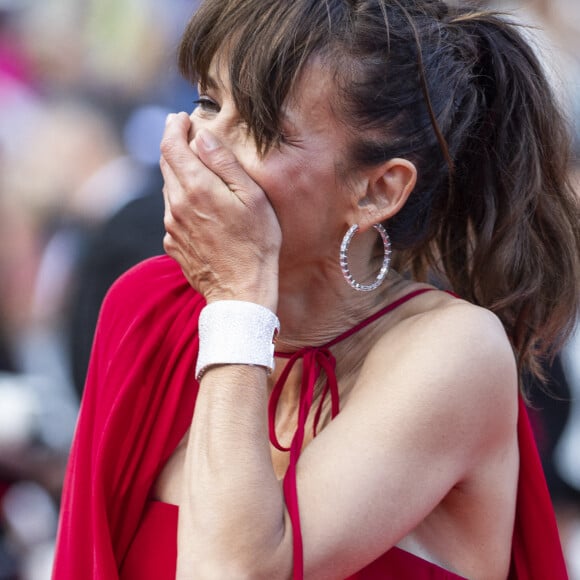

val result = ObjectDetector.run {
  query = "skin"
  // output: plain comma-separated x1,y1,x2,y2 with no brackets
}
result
159,59,520,579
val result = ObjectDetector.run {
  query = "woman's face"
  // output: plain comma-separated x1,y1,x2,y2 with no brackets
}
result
188,58,365,271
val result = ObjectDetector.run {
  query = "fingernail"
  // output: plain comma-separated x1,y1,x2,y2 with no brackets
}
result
198,129,219,151
165,113,176,125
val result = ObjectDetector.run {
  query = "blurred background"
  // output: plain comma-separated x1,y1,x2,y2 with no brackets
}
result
0,0,578,578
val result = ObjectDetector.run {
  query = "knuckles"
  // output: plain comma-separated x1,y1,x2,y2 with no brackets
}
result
163,232,176,256
159,136,180,159
206,149,238,174
163,212,174,235
160,138,197,174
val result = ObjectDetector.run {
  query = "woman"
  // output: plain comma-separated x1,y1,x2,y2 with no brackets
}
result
53,1,580,578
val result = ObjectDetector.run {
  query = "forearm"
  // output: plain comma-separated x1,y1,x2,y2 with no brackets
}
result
177,365,292,579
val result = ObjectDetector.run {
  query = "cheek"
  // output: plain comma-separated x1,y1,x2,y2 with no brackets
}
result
234,152,278,193
250,151,309,196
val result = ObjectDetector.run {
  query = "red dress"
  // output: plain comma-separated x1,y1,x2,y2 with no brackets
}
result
52,255,568,579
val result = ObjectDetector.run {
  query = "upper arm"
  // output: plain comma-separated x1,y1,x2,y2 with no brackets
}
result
290,302,518,579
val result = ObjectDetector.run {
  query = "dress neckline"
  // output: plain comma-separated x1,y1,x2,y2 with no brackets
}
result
267,287,437,579
274,287,434,357
268,287,435,449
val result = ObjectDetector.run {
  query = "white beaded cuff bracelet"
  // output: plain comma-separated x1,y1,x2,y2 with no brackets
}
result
195,300,280,381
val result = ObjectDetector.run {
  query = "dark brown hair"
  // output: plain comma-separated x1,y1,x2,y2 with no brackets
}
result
179,0,580,380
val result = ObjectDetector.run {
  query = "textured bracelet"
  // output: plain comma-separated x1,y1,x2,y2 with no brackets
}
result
195,300,280,381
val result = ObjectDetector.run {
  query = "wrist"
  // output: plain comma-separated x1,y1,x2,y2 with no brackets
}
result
204,277,279,313
195,300,280,381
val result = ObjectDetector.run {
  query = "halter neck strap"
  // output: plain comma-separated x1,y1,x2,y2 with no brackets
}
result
268,287,435,578
269,287,435,447
275,287,434,359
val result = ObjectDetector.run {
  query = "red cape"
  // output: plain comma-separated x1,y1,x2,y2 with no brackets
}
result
53,256,203,578
52,255,568,579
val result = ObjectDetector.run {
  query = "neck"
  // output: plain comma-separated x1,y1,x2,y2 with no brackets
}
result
273,265,409,353
269,264,426,419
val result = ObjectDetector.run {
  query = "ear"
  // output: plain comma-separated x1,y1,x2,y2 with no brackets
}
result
355,158,417,232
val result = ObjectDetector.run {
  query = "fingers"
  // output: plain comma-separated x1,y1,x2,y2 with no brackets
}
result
160,114,222,238
194,129,266,210
160,112,193,169
159,112,281,303
160,115,241,210
161,113,262,207
160,113,203,203
160,155,188,251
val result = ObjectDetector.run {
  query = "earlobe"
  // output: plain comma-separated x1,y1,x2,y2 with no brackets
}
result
356,158,417,230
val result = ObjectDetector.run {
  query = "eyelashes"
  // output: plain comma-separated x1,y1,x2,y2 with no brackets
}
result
193,96,220,113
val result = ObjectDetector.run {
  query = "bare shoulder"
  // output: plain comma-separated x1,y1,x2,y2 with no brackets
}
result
355,292,519,463
369,292,517,383
295,294,519,577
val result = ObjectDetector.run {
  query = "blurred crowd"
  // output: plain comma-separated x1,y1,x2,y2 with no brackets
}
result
0,0,578,578
0,0,197,577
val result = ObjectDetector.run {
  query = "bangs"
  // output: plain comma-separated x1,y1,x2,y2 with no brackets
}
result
178,0,346,154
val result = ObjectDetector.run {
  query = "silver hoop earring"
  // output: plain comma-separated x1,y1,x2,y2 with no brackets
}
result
340,224,391,292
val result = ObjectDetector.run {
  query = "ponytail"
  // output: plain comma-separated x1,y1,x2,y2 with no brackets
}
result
423,10,580,380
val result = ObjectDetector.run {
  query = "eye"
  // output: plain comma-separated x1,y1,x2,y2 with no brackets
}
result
277,117,303,148
193,96,220,114
278,129,303,148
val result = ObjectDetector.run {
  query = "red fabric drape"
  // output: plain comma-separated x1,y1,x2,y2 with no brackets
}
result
53,256,203,578
52,255,568,579
508,397,568,579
